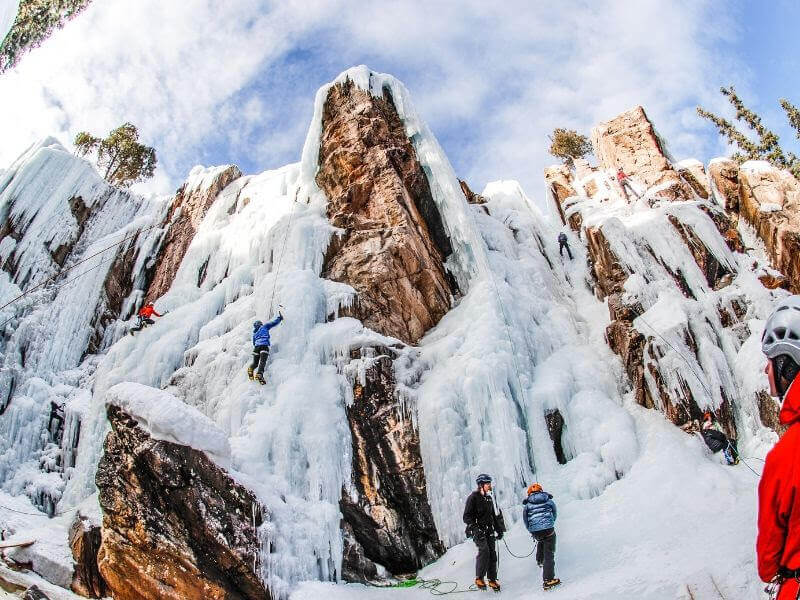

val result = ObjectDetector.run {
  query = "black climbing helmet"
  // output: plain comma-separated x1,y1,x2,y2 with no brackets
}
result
253,320,263,330
476,473,492,485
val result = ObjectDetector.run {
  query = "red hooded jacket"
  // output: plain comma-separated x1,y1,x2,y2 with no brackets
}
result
758,379,800,594
138,304,161,318
616,170,627,182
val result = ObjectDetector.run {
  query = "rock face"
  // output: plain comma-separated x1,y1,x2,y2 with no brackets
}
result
459,180,486,205
69,514,107,598
591,106,694,201
144,165,242,303
736,163,800,294
340,347,444,582
544,165,575,227
96,405,269,600
677,160,710,199
315,79,447,580
317,80,456,345
709,159,740,217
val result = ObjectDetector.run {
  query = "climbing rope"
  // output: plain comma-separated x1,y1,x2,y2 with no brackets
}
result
368,578,479,595
0,254,119,330
0,501,78,518
501,537,536,559
0,223,159,313
268,193,298,316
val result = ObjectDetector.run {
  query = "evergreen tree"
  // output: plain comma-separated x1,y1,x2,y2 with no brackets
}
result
697,86,800,179
548,128,592,164
73,123,157,187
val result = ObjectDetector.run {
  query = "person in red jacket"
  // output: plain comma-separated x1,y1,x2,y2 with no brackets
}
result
758,295,800,598
616,168,641,200
129,302,163,335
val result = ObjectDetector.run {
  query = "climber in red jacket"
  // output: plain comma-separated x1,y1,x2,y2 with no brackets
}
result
129,302,163,335
758,295,800,599
616,168,641,200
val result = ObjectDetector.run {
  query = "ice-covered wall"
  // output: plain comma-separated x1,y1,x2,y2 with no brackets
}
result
0,138,166,512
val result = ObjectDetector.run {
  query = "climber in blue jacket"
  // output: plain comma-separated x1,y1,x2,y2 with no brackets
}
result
247,309,283,384
523,483,561,590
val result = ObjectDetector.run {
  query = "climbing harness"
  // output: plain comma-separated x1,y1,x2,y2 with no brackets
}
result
268,193,298,316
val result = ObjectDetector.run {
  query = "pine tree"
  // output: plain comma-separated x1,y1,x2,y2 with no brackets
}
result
74,123,157,187
697,86,800,179
548,128,592,164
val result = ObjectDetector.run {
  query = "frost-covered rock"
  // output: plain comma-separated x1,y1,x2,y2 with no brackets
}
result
736,161,800,293
591,106,694,201
317,79,456,344
676,159,711,199
145,164,242,303
96,403,268,600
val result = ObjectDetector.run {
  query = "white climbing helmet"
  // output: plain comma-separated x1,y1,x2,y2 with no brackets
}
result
762,295,800,365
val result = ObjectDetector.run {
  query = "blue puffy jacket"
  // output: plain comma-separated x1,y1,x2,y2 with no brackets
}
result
523,491,557,533
253,315,283,347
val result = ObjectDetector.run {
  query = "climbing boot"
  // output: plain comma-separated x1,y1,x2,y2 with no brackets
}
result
474,577,487,590
255,372,266,385
247,367,255,381
488,579,500,592
543,578,561,590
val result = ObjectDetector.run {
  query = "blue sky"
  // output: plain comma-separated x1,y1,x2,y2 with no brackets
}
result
0,0,798,201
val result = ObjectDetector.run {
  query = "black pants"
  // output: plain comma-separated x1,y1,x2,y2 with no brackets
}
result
559,241,573,259
130,317,154,332
621,180,641,199
534,528,556,581
250,345,270,374
474,532,498,581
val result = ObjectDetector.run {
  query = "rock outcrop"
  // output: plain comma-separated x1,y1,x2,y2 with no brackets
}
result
315,79,448,580
677,160,710,199
340,347,444,582
95,405,269,600
591,106,694,201
544,165,575,227
459,180,486,205
69,514,107,598
317,79,456,345
735,163,800,294
144,165,242,303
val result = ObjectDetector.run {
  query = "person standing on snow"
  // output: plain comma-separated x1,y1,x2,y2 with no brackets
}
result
463,474,504,592
523,483,561,590
757,295,800,599
248,310,283,384
700,412,738,465
129,302,163,335
616,168,641,200
558,232,573,260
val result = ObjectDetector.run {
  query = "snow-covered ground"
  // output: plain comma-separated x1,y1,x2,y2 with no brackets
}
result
293,406,762,599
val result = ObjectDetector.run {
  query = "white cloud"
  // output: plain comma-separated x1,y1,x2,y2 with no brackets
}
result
0,0,746,202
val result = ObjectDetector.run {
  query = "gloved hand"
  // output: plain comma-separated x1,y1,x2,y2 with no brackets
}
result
496,532,504,541
465,524,474,539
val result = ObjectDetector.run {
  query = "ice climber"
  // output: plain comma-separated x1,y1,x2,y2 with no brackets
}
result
700,412,738,465
248,310,283,384
128,302,163,335
558,232,573,260
463,474,504,592
616,168,641,200
523,483,561,590
758,295,800,599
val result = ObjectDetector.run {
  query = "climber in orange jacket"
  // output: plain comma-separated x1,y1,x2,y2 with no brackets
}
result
129,302,163,335
616,168,641,200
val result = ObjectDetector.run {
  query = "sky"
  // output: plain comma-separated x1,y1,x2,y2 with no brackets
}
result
0,0,798,202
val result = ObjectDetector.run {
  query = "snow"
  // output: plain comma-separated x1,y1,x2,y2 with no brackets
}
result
105,382,231,460
0,66,786,600
291,406,763,599
0,0,18,48
740,160,776,175
675,158,704,170
758,202,782,213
